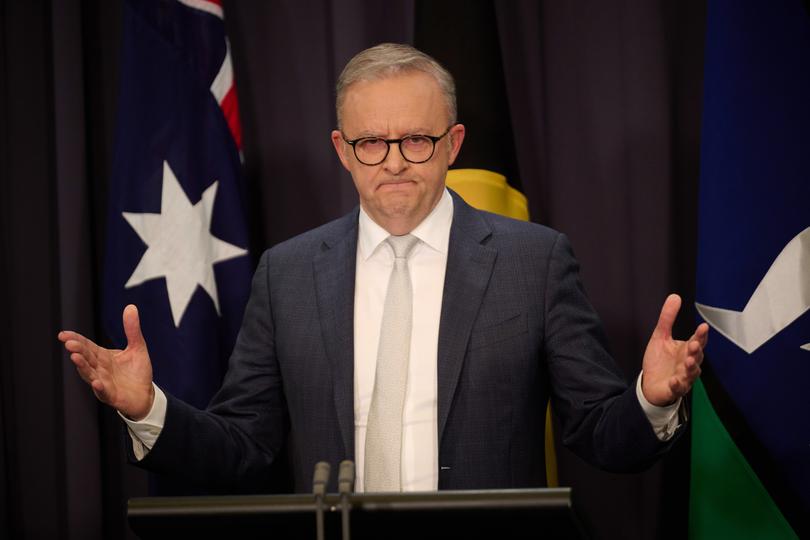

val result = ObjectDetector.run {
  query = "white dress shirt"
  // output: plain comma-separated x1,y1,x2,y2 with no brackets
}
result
352,188,453,491
123,188,680,481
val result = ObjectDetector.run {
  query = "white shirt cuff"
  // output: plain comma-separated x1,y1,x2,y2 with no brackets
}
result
118,383,168,460
636,372,681,441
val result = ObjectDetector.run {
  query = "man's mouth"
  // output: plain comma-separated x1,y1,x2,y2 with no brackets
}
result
377,179,415,189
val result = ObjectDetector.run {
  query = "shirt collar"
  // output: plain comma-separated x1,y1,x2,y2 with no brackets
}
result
358,188,454,261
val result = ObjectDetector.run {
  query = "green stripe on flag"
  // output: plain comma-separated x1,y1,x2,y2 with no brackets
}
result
689,380,797,539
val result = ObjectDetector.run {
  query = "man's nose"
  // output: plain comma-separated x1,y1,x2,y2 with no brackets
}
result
382,142,408,174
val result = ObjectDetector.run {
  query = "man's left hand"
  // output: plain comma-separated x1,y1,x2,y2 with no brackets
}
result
641,294,709,407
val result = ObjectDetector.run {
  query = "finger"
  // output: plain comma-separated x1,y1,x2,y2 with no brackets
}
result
685,358,701,377
65,339,104,369
60,332,106,368
654,294,682,340
70,353,93,376
63,338,84,354
682,365,701,386
683,355,695,369
687,339,704,356
63,339,99,369
69,352,96,382
668,376,685,398
682,349,700,368
90,379,112,404
698,323,709,346
686,338,705,366
122,304,146,350
690,323,710,348
58,330,83,343
670,368,700,397
60,331,93,352
669,373,695,397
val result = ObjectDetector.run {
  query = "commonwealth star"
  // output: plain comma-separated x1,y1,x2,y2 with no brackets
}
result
122,160,247,327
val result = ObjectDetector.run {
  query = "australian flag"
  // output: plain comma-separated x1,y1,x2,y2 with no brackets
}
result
689,0,810,538
102,0,252,419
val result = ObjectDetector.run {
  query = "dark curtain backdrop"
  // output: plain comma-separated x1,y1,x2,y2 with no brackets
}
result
0,0,705,538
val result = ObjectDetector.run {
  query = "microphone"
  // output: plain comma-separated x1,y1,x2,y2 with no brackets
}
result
338,460,356,540
312,461,331,540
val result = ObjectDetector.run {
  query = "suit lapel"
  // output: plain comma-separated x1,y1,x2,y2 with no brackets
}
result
437,193,497,444
313,212,359,458
310,197,496,456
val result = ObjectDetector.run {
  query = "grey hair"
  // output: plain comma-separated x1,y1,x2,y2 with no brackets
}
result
335,43,457,129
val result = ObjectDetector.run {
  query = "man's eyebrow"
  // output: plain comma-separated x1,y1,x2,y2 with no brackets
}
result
353,127,437,138
354,130,384,138
407,127,435,135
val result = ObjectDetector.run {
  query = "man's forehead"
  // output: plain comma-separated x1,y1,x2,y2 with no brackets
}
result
340,72,448,134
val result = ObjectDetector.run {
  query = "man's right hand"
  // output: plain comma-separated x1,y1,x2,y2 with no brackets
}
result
58,304,155,420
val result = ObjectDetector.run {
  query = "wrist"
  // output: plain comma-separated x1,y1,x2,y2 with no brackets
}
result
639,371,675,407
123,384,155,421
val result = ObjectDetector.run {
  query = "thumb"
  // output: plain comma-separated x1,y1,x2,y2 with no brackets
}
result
122,304,146,350
654,294,681,340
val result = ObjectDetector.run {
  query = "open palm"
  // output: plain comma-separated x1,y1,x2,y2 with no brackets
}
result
641,294,709,407
58,304,154,420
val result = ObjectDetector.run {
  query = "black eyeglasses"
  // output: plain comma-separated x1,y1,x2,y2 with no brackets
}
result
342,126,454,166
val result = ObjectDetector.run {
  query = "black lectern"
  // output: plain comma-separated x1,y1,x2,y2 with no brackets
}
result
128,488,586,539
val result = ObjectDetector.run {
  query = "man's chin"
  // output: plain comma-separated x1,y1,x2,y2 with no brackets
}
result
379,201,418,221
367,199,424,230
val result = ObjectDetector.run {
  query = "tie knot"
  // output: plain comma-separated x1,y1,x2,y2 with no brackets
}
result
386,234,419,259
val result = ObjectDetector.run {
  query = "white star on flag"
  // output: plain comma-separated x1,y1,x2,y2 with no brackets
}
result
122,160,248,327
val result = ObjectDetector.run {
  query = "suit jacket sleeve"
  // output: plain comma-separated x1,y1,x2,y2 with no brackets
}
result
544,233,679,472
132,250,287,490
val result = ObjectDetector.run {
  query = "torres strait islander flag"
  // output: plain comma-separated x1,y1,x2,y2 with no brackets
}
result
689,0,810,538
102,0,252,413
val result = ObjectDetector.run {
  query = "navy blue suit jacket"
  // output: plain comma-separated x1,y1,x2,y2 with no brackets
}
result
138,191,677,492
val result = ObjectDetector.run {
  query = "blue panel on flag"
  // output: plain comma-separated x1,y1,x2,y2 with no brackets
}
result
102,0,252,411
696,0,810,515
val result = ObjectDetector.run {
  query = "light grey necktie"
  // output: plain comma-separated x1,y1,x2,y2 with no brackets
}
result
364,234,420,492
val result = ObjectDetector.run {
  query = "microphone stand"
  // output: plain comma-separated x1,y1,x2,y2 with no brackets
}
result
312,461,331,540
338,460,356,540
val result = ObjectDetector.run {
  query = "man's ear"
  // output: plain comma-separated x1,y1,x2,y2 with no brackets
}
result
447,124,466,166
331,130,352,171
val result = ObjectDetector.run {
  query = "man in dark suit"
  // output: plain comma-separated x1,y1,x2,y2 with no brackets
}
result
58,43,707,493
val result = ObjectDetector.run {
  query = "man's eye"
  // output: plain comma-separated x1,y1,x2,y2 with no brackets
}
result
358,138,387,151
403,136,430,150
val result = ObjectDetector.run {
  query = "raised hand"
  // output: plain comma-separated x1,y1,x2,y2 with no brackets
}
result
641,294,709,407
58,304,155,420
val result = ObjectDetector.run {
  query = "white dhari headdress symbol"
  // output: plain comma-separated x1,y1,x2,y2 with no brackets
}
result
696,226,810,354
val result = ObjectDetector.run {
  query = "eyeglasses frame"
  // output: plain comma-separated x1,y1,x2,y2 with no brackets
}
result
341,125,455,166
